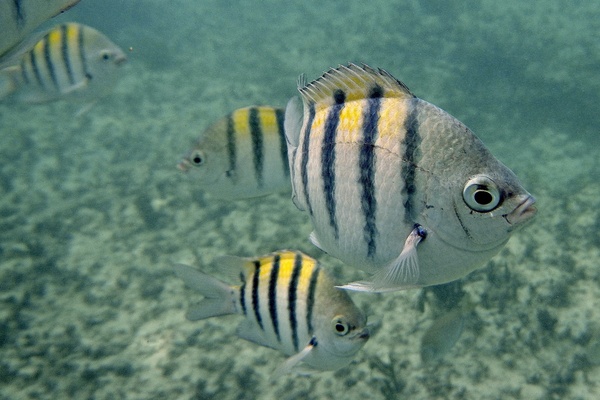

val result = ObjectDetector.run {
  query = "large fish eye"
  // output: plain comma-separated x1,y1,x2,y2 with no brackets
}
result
331,318,350,336
190,150,205,167
463,176,502,212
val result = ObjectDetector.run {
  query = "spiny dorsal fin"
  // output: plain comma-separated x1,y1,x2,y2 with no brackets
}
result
298,63,415,106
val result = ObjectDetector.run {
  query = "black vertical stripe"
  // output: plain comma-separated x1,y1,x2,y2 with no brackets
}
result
360,86,382,258
239,272,247,316
251,260,263,330
305,262,320,335
401,98,421,223
300,103,315,215
226,113,236,177
248,108,264,188
61,24,75,85
12,0,24,27
30,47,46,90
322,89,345,240
44,31,59,90
288,252,303,352
275,108,289,178
78,25,92,80
267,254,281,342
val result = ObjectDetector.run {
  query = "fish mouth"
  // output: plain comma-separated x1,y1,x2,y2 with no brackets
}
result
177,160,192,173
358,330,370,340
115,53,127,66
505,195,537,225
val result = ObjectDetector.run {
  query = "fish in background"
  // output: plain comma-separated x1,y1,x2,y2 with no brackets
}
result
174,250,370,374
284,63,537,293
420,295,475,364
0,0,81,58
178,106,292,199
0,22,127,105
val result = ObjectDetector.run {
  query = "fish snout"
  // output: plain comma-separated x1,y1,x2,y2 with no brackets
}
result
506,195,537,225
114,52,127,66
177,160,192,173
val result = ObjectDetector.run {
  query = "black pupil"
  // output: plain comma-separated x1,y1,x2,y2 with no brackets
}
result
474,190,493,205
193,156,202,164
102,53,110,60
335,323,345,332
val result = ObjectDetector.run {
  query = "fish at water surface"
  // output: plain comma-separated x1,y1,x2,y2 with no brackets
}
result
174,250,370,373
178,106,292,200
284,64,537,292
0,22,126,104
0,0,81,58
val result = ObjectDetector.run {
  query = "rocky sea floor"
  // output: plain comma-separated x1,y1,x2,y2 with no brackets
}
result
1,1,599,399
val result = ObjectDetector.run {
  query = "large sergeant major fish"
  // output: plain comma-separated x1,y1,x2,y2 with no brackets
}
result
284,64,537,292
0,22,126,104
0,0,81,58
178,106,291,199
174,250,370,374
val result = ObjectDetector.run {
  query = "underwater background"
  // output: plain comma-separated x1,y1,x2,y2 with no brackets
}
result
1,0,599,398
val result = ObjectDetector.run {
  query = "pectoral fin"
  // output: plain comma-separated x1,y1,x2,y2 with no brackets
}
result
271,337,318,379
338,224,427,292
308,231,326,253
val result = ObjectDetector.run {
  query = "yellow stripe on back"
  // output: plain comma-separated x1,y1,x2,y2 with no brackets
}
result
256,107,279,134
232,107,251,137
377,97,411,139
46,29,61,48
295,254,316,297
336,100,365,142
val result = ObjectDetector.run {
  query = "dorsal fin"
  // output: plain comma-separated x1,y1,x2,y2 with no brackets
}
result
298,63,415,106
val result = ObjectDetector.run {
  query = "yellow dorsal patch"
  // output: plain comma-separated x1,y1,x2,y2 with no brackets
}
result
239,250,314,280
298,63,414,106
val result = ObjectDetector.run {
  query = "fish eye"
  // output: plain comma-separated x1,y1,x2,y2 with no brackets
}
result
331,318,350,336
463,176,502,212
190,151,204,166
100,51,112,61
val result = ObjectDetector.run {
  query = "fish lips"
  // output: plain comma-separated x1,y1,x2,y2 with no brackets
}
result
505,195,537,226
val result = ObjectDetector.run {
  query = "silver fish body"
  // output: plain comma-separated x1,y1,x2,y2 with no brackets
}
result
284,64,537,292
178,106,291,200
0,22,126,104
174,250,369,373
0,0,81,58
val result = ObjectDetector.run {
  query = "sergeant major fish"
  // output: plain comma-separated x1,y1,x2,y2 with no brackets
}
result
0,0,81,58
178,106,291,199
0,22,126,104
284,64,537,292
174,250,370,373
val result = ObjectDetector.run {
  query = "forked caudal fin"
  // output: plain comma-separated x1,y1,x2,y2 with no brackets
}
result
338,224,427,292
173,263,237,320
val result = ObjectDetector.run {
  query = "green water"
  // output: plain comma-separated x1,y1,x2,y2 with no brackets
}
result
1,1,598,399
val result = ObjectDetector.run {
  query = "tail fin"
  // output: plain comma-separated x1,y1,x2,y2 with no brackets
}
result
174,264,237,320
0,66,18,101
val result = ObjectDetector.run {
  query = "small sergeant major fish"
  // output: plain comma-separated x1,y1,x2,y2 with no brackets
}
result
284,64,537,292
0,22,127,104
0,0,81,58
174,250,370,374
178,106,291,199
